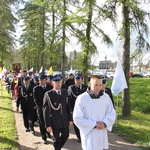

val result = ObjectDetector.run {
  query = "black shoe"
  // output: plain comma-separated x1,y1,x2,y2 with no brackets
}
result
31,130,35,134
42,140,47,144
34,121,39,127
25,128,30,132
78,138,81,143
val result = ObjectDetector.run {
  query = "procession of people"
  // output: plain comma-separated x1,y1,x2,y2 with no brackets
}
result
1,69,116,150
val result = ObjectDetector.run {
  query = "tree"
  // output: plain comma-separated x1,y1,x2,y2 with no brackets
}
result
18,0,115,76
66,0,114,84
19,0,52,71
68,51,86,70
18,0,77,72
0,0,17,68
130,48,146,72
105,0,150,116
121,0,131,116
61,0,67,81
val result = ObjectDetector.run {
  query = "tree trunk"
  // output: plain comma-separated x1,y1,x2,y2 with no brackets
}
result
36,47,40,72
83,1,93,85
122,0,131,116
62,0,67,81
49,0,56,65
138,54,142,72
40,6,45,68
0,44,4,67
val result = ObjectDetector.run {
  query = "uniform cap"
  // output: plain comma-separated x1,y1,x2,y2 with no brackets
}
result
75,75,81,80
34,77,39,82
102,78,107,84
52,76,62,82
39,74,47,80
23,77,30,82
48,75,53,80
27,71,32,75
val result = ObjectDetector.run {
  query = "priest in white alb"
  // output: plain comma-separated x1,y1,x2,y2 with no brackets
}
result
73,75,116,150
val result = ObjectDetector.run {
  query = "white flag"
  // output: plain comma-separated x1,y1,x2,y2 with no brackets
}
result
70,65,73,74
28,67,33,72
111,59,128,96
2,66,7,76
39,66,43,73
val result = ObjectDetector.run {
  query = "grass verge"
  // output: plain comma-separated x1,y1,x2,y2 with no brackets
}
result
0,85,18,150
113,108,150,149
107,78,150,149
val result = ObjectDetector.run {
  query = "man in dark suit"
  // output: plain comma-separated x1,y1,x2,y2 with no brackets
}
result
33,75,53,144
33,77,39,87
43,76,73,150
102,78,115,108
68,75,88,142
64,73,75,88
18,69,27,86
27,71,34,86
16,77,36,134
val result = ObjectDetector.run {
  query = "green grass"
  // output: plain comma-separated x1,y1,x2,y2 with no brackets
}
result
0,85,18,150
130,78,150,114
107,78,150,114
107,78,150,149
113,108,150,149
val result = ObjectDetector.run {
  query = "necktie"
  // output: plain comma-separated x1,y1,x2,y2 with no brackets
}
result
79,85,81,90
57,91,60,95
43,86,45,90
26,86,28,91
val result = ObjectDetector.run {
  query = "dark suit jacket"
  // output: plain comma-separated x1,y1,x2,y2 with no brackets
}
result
18,76,27,87
104,87,115,108
43,89,73,128
33,84,53,113
68,84,88,111
17,85,35,111
64,78,75,88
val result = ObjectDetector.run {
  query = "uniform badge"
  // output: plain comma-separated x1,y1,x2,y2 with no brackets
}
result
66,98,68,103
29,93,32,96
54,103,57,106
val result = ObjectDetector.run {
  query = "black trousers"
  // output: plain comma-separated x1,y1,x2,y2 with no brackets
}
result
37,112,47,140
52,127,69,150
22,109,34,131
73,123,81,141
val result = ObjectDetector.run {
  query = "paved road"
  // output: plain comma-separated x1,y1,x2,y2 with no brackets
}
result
12,100,144,150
